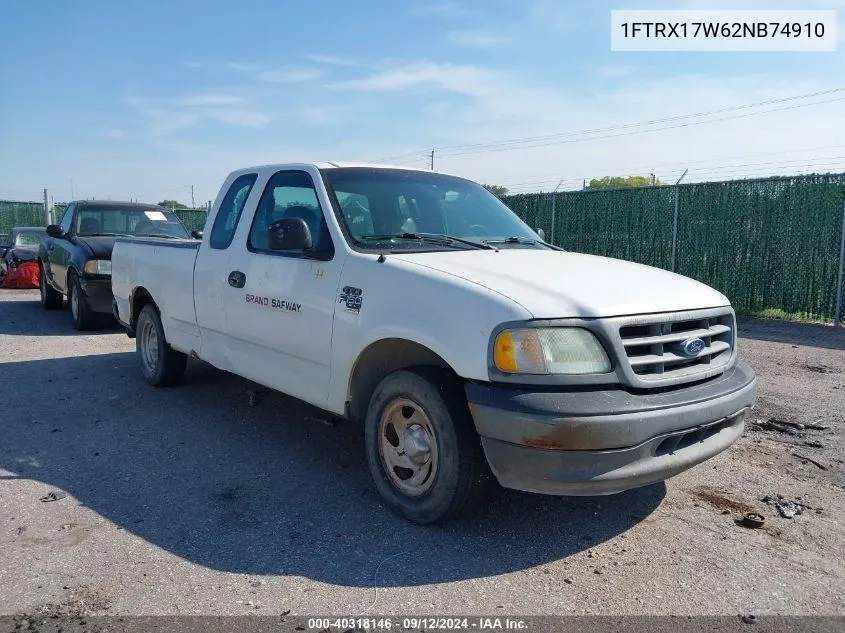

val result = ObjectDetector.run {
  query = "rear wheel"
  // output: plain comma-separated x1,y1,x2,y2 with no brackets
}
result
39,264,63,310
364,368,491,524
68,273,97,330
136,303,187,386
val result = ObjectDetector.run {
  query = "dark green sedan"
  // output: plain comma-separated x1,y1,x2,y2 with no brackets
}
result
38,200,191,330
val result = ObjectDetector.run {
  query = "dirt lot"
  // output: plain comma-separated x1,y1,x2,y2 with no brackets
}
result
1,289,844,616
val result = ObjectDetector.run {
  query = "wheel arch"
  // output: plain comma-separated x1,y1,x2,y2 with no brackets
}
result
346,337,459,422
129,286,157,329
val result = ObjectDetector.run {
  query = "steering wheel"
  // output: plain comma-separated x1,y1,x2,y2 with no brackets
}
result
467,224,489,236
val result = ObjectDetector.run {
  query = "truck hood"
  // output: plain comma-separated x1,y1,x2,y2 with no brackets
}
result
76,236,116,258
392,249,730,318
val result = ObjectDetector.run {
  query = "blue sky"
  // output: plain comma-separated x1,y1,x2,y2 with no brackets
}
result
2,0,845,205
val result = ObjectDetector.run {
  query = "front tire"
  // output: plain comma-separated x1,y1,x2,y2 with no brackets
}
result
136,303,187,386
68,273,97,330
39,264,63,310
364,368,491,524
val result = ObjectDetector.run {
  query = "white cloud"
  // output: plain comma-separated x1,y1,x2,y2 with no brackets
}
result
104,129,126,140
145,109,200,136
228,62,262,72
204,109,271,128
409,2,471,18
257,67,324,83
596,65,636,79
176,93,245,107
332,61,500,96
182,61,201,69
447,30,511,48
301,106,346,126
305,53,366,67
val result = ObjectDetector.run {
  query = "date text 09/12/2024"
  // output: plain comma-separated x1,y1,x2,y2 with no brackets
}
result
307,617,528,630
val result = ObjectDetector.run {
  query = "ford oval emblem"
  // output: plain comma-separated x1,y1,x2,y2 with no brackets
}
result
681,337,706,357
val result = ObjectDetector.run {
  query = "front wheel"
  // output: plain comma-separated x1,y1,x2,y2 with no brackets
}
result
68,273,97,330
364,368,491,524
136,303,187,386
39,264,63,309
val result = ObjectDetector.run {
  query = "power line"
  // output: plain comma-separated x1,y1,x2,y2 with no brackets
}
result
373,87,845,163
438,96,845,158
436,87,845,154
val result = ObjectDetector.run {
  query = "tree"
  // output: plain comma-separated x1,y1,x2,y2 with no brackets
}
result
158,199,188,209
588,175,663,189
482,184,509,197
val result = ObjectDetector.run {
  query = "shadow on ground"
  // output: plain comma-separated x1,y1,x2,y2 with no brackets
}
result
0,293,119,336
738,316,845,351
1,351,664,587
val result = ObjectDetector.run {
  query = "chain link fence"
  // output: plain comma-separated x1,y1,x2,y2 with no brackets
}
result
504,173,845,324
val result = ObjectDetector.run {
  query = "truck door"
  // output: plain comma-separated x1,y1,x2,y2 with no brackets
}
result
222,169,346,409
44,203,76,292
193,172,259,372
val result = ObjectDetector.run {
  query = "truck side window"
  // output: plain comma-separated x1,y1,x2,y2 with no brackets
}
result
59,204,75,234
248,170,334,258
210,173,257,250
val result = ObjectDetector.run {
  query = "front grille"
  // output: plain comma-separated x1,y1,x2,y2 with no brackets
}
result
617,309,734,383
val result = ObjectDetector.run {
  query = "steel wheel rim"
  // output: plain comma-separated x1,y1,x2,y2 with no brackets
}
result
70,286,79,320
377,398,438,497
138,316,160,375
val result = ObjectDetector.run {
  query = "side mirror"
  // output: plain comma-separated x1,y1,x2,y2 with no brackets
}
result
46,224,65,239
190,229,203,240
268,217,312,251
535,228,546,241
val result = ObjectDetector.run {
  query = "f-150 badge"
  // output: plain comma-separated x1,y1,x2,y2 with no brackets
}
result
339,286,363,313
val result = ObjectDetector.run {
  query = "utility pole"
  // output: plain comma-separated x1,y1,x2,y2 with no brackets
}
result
191,184,195,209
670,169,689,272
549,179,565,246
430,150,434,171
43,189,50,224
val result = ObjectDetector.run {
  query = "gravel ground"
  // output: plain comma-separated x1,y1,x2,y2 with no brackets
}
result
1,289,844,617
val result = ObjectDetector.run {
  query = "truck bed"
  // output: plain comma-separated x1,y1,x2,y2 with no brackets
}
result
111,237,201,355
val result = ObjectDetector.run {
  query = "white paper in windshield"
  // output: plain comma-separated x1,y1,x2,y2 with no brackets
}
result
144,211,168,221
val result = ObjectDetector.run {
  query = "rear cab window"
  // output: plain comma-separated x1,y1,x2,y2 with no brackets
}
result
210,174,258,249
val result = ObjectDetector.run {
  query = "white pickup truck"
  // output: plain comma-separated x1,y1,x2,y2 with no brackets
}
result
112,162,756,524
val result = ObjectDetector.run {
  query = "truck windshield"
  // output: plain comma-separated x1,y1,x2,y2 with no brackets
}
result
321,168,546,250
75,207,190,238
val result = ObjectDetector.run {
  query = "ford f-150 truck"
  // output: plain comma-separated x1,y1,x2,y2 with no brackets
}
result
111,162,756,524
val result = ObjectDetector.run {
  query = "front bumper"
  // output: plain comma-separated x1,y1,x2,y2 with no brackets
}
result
78,276,114,314
466,360,756,496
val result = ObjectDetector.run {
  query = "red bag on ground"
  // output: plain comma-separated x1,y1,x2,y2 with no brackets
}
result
1,261,40,289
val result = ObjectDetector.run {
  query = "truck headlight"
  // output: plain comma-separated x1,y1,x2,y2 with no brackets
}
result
83,259,111,275
493,327,611,375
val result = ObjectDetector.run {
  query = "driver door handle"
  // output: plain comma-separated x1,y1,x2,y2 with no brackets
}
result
228,270,246,288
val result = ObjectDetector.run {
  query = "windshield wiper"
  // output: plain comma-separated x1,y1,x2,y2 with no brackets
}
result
83,232,128,237
360,232,496,250
483,236,538,245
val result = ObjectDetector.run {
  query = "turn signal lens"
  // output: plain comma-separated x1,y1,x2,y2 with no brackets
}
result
493,330,518,372
83,259,111,275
